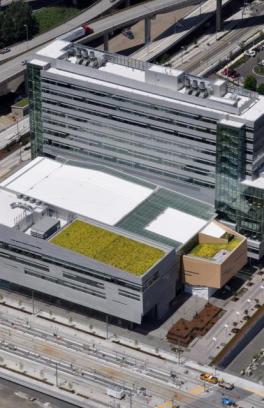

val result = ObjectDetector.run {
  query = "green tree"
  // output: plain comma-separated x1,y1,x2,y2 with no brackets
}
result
258,83,264,95
0,1,38,47
244,75,257,91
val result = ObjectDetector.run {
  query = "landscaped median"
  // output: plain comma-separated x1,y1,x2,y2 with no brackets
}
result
50,220,164,276
211,304,264,368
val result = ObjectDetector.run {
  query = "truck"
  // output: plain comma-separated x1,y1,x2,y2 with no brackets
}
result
218,380,234,390
106,386,125,399
222,397,237,406
200,372,218,384
63,23,94,42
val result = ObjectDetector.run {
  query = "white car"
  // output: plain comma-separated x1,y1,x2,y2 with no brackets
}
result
245,50,256,57
258,60,264,66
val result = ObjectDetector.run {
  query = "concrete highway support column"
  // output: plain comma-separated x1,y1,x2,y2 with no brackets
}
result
144,16,151,44
104,32,109,52
216,0,222,32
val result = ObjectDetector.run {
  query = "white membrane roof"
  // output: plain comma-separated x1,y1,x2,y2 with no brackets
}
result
0,190,32,228
201,221,225,238
242,176,264,190
1,157,153,226
145,207,208,244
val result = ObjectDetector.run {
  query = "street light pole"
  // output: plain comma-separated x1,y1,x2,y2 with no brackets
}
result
181,46,185,65
106,314,109,339
24,24,29,50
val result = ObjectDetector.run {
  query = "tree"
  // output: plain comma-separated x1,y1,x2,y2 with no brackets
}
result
258,83,264,95
0,1,38,47
244,75,257,91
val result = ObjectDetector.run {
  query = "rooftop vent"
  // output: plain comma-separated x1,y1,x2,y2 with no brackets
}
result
192,79,198,90
199,81,205,91
89,50,95,60
185,77,191,88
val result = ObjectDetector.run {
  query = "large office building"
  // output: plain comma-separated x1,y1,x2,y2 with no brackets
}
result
27,39,264,260
0,157,246,322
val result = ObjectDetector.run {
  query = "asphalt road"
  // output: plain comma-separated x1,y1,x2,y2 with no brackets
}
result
80,0,203,43
0,377,77,408
228,328,264,380
132,0,232,62
237,50,264,85
0,0,125,65
172,0,264,75
0,0,202,94
0,304,263,408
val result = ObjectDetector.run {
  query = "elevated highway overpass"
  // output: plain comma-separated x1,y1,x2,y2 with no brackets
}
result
78,0,207,48
132,0,231,62
0,0,224,95
0,0,206,95
0,0,126,96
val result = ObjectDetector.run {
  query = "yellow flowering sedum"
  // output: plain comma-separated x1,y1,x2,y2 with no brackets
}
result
50,220,164,276
189,238,241,259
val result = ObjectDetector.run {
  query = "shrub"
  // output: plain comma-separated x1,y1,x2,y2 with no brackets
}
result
244,75,257,91
258,83,264,95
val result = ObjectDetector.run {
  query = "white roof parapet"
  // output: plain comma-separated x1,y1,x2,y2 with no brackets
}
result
1,157,153,227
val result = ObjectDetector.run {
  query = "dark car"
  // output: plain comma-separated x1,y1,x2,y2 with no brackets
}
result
0,47,11,54
231,328,240,334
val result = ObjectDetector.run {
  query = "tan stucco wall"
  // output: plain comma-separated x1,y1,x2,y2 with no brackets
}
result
182,238,247,289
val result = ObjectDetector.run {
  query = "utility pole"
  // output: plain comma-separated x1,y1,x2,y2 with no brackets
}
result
32,289,35,314
216,0,222,32
24,24,29,50
129,389,132,408
106,314,109,339
55,362,58,387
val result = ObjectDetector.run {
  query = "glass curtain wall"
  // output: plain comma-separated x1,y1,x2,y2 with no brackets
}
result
215,122,246,223
28,64,43,158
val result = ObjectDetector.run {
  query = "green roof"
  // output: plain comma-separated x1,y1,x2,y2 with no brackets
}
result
189,238,241,259
14,98,28,108
50,220,164,276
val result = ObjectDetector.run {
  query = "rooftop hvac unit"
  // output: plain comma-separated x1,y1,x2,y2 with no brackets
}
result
91,58,99,68
84,58,91,66
29,198,36,203
24,196,30,201
67,48,75,58
100,55,107,67
184,77,191,88
17,194,23,199
192,79,198,90
89,50,95,60
81,48,88,59
76,48,82,58
199,81,206,91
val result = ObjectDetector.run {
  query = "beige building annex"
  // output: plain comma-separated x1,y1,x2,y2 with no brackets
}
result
182,220,247,297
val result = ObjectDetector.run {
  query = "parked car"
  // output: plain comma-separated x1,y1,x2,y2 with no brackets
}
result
258,60,264,66
231,327,240,334
230,71,240,79
122,29,134,39
200,373,218,384
245,50,256,57
0,47,11,54
218,380,234,390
